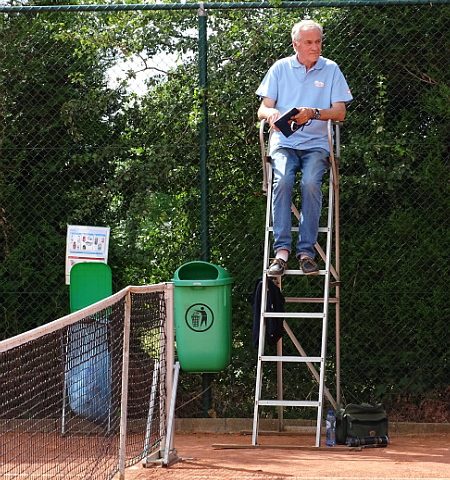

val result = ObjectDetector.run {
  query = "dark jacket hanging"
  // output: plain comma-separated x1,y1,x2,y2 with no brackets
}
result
250,277,284,348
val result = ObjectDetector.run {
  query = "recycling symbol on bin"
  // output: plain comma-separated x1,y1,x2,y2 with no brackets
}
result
185,304,214,332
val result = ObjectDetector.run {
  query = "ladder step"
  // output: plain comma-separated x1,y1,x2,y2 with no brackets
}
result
285,269,327,275
267,227,329,233
260,355,322,363
264,269,327,276
262,312,324,319
285,297,338,304
258,400,320,408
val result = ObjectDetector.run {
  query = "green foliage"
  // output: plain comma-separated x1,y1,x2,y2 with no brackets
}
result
0,3,448,419
0,11,124,328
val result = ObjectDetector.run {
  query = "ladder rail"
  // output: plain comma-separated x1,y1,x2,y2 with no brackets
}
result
327,119,342,407
276,338,284,432
251,156,273,445
314,142,335,446
331,122,342,408
260,120,271,195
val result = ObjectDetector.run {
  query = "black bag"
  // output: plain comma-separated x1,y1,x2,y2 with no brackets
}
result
336,403,388,445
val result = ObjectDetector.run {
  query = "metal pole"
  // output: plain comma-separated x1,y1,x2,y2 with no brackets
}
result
2,1,447,14
198,3,212,417
143,360,160,461
199,3,209,262
118,292,132,480
164,283,175,453
163,361,180,466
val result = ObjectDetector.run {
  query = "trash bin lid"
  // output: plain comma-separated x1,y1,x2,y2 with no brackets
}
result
172,261,233,287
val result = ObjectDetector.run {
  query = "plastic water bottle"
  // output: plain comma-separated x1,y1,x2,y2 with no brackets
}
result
326,409,336,447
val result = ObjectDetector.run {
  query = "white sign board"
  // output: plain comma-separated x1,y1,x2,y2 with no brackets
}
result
65,225,110,285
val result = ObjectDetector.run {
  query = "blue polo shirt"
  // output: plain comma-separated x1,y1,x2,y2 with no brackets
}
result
256,55,353,154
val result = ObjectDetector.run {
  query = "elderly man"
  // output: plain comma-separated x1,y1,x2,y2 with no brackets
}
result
256,19,353,276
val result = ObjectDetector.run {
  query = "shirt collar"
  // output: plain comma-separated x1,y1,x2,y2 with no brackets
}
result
291,55,325,71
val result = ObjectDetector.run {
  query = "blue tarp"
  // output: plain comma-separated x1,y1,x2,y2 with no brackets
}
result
66,320,111,423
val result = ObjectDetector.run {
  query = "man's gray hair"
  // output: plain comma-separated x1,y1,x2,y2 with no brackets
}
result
291,20,323,42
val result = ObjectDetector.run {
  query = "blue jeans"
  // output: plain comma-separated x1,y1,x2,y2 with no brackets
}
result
271,147,329,259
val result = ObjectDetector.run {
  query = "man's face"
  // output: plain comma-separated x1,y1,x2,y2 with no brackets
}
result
293,28,322,66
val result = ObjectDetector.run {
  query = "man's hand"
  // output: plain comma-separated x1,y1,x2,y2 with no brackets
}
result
258,99,281,130
292,107,314,125
267,109,281,130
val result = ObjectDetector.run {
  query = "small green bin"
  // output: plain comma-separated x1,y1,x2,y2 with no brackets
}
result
173,261,233,373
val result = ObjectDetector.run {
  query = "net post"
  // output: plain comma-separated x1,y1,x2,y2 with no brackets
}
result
165,282,175,420
118,288,132,479
163,282,177,464
161,282,175,448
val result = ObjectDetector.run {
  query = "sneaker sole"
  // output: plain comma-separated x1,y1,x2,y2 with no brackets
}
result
267,271,285,277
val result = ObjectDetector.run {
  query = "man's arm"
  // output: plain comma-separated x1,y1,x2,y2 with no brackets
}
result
259,98,347,130
293,101,347,125
257,97,282,130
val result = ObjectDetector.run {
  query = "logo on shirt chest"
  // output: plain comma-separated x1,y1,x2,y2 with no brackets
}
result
314,80,325,88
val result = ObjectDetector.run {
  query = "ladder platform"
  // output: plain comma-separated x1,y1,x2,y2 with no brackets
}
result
258,399,320,408
260,355,322,363
262,312,324,319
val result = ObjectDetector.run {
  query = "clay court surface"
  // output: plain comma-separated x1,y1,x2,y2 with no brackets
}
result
123,432,450,480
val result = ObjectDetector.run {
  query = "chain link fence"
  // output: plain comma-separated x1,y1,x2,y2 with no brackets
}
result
1,1,448,422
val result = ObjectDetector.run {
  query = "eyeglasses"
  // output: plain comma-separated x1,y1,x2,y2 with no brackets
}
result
290,119,312,132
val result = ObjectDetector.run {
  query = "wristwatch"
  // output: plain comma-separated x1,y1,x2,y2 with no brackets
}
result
313,108,321,120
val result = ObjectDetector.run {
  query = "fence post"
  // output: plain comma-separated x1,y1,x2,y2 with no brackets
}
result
198,2,209,261
118,290,132,479
198,2,213,417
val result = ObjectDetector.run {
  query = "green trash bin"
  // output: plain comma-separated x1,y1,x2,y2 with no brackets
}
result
173,261,233,373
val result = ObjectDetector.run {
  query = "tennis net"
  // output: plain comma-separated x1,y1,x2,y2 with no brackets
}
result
0,283,174,479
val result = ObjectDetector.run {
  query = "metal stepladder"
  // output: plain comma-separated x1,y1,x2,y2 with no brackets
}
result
252,119,342,448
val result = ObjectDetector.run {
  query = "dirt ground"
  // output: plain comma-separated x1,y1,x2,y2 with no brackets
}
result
123,432,450,480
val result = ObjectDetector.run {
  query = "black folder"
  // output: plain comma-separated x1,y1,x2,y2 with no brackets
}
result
274,108,299,138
